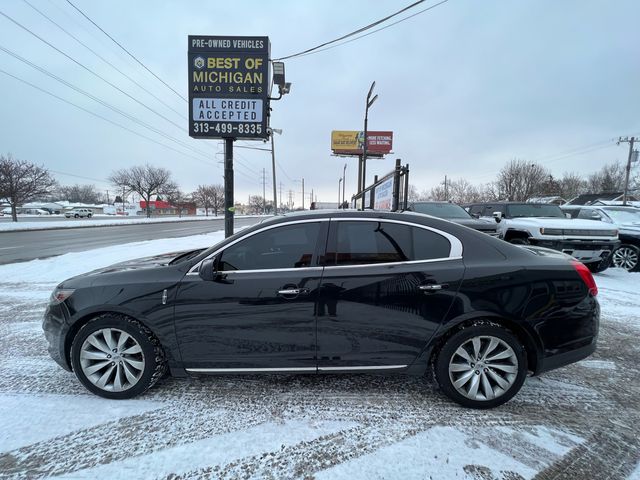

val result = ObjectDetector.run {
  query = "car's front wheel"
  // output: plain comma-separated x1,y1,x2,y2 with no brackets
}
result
611,244,640,271
434,324,527,408
71,314,166,399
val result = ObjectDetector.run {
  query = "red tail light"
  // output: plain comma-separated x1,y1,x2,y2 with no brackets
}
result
572,261,598,296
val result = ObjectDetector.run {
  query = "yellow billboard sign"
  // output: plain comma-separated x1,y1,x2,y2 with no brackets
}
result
331,130,363,152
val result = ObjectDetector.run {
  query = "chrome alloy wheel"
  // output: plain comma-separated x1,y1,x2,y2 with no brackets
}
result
612,246,639,271
448,335,518,401
79,328,145,392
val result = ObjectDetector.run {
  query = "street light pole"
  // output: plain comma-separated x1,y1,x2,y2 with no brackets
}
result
338,178,342,207
362,81,378,194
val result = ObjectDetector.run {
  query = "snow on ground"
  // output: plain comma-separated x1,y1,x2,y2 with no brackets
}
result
0,215,263,232
0,234,639,479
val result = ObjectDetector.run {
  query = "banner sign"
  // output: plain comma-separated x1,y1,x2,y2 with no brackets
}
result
188,36,270,139
373,176,394,210
331,130,393,155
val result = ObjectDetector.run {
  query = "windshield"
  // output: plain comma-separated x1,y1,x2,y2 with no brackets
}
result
411,203,471,219
603,208,640,223
507,204,565,218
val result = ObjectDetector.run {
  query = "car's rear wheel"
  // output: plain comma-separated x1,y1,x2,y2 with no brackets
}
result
434,324,527,408
74,214,79,218
71,314,166,399
586,257,611,274
611,245,639,271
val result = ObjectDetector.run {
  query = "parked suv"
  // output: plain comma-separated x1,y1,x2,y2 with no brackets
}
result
466,202,619,273
65,208,93,218
562,205,640,271
406,201,498,236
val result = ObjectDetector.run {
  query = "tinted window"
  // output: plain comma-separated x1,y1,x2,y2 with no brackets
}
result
218,222,321,271
577,208,602,220
411,203,471,219
468,205,484,216
327,221,451,266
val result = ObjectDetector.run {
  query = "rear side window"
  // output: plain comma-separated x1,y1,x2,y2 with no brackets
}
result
468,205,484,216
325,221,451,266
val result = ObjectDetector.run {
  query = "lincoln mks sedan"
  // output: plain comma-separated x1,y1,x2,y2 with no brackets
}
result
43,210,599,408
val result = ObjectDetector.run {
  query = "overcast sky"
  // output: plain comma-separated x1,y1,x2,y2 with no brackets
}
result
1,0,639,206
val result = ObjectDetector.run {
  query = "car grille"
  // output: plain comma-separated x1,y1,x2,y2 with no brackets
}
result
564,229,617,236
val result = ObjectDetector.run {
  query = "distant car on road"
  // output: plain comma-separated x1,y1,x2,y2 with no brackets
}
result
562,205,640,271
406,201,498,236
65,208,93,219
44,210,600,409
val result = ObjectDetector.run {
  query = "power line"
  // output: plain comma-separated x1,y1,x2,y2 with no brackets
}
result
0,44,212,160
64,0,188,102
293,0,450,60
0,68,218,169
21,0,186,120
274,0,433,61
0,9,186,132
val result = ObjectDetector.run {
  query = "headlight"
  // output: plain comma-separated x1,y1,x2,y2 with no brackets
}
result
540,228,563,235
50,289,75,304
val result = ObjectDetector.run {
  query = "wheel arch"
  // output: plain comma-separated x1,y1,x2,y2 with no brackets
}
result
423,314,543,376
503,229,531,242
64,307,166,370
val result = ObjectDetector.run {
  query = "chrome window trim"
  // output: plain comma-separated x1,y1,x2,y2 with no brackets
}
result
187,215,463,275
187,218,329,275
322,256,463,271
328,217,463,261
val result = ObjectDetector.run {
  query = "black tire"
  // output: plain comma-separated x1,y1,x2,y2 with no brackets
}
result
70,314,167,399
74,214,79,218
87,213,92,218
434,324,527,409
508,237,530,245
586,257,611,274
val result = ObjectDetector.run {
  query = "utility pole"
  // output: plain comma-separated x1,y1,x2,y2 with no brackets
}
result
618,136,636,206
270,133,278,215
310,188,314,208
444,175,448,201
288,189,293,209
224,138,234,237
262,167,266,213
338,178,342,207
342,164,347,209
302,178,305,210
279,182,283,212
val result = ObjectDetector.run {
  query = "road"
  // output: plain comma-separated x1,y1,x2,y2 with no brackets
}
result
0,217,262,265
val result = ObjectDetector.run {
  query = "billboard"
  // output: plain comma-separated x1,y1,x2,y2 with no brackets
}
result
188,36,270,139
331,130,393,156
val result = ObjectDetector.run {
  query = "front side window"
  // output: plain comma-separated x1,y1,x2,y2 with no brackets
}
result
326,221,451,266
218,222,321,271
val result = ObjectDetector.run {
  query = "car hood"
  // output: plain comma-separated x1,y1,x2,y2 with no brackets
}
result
449,218,497,231
618,222,640,234
84,250,193,275
512,217,616,230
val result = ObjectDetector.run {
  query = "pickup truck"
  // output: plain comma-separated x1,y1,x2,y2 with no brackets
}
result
466,202,619,272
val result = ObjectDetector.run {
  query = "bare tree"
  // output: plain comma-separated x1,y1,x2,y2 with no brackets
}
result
164,187,189,218
109,164,176,218
0,154,57,222
496,159,549,201
407,184,429,203
192,185,212,216
559,172,587,200
210,185,224,216
56,183,104,204
248,195,266,214
587,161,626,193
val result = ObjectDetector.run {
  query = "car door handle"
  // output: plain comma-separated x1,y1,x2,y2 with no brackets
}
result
278,288,310,295
418,284,448,292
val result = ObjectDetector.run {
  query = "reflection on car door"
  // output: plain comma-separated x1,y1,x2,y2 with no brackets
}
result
316,219,464,371
174,220,327,371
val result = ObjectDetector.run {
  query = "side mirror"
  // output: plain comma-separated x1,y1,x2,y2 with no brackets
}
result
198,257,217,281
493,211,503,223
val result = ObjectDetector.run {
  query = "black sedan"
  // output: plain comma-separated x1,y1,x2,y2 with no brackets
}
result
43,210,599,408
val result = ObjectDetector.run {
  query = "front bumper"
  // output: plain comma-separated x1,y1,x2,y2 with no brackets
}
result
42,303,72,371
532,239,620,263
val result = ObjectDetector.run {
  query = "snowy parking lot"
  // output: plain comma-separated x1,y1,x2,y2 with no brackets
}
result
0,231,639,479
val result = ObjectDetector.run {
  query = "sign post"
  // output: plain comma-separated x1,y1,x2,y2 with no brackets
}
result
188,35,270,237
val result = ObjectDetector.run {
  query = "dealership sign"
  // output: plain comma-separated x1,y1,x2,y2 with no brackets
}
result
188,36,270,139
331,130,393,156
373,176,394,211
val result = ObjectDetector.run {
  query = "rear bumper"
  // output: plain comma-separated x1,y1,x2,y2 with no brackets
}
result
534,298,599,375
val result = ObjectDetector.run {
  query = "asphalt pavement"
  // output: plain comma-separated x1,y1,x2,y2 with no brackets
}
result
0,217,262,265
